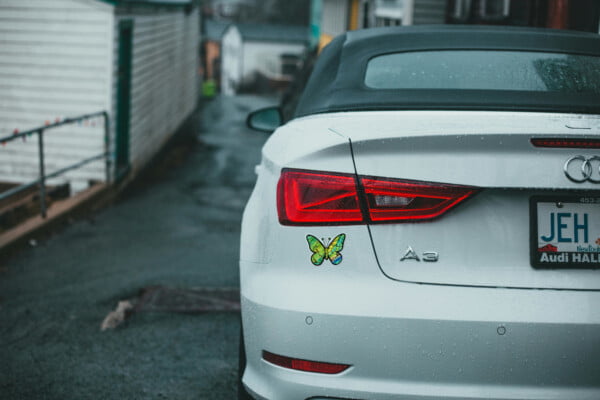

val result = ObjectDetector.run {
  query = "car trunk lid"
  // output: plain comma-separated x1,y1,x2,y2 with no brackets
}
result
332,111,600,290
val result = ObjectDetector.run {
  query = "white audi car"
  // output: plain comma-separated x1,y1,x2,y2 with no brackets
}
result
239,26,600,400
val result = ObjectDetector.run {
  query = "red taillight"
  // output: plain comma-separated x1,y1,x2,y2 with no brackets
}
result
262,350,351,374
531,138,600,148
277,169,363,225
361,177,477,222
277,168,477,225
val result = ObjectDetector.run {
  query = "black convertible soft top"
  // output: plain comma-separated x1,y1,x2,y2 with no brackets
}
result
294,25,600,117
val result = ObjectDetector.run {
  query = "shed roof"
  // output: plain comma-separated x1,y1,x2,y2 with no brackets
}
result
204,19,231,41
236,23,308,44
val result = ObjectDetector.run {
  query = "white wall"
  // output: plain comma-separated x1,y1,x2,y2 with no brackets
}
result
0,0,113,189
241,41,305,83
112,5,199,171
321,0,349,37
412,0,446,25
221,25,242,95
0,1,199,192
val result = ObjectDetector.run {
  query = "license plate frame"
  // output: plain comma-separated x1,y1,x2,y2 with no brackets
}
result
530,195,600,270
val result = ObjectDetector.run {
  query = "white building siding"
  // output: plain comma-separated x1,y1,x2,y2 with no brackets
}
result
322,0,349,37
221,26,242,96
412,0,447,24
241,41,306,83
112,6,199,171
0,0,113,189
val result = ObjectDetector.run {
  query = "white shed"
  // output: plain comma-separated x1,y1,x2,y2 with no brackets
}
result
221,23,308,95
0,0,199,191
221,22,242,96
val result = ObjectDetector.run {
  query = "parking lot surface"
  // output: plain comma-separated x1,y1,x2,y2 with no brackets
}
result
0,95,272,399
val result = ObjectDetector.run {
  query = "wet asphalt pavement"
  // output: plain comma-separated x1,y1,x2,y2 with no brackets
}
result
0,95,274,399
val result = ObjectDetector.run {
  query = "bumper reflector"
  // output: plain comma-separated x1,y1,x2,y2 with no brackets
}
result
262,350,351,374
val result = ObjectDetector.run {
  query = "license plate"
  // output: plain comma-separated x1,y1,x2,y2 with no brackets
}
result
530,196,600,269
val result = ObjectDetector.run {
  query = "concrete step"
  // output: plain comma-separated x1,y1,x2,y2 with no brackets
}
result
0,182,109,258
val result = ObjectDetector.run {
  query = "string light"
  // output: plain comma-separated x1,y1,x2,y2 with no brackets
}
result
1,114,104,147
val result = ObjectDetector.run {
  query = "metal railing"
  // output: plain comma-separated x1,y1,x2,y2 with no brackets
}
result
0,111,110,218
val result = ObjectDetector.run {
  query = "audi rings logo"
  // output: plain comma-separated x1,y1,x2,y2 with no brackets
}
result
564,156,600,183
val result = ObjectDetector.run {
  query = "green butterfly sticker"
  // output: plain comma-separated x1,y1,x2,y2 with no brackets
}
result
306,234,346,266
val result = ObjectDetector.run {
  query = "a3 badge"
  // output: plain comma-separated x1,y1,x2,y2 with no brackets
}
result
400,246,439,262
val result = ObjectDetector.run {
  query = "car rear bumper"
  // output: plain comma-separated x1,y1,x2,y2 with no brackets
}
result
240,261,600,400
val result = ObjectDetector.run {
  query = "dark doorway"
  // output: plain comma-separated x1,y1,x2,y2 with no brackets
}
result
116,20,133,179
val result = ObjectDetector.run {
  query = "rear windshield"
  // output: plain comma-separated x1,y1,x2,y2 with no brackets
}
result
365,50,600,93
